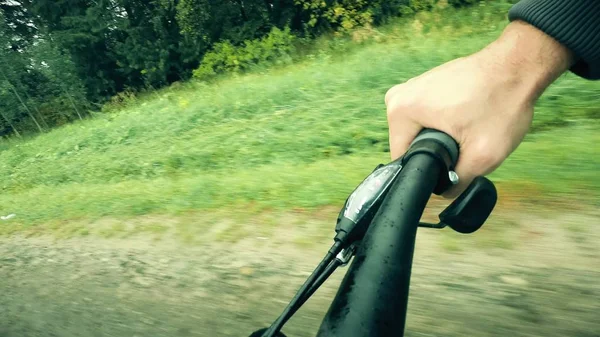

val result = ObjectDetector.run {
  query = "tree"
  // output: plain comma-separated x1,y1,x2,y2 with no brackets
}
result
25,0,127,101
0,9,38,135
30,35,89,121
1,0,470,136
0,6,90,135
115,0,189,87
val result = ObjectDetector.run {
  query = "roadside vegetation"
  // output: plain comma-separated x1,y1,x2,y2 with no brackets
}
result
0,1,598,237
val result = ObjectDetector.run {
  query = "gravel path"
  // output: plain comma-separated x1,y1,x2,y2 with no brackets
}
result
0,209,599,337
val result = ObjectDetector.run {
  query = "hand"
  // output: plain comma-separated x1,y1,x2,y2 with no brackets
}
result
384,20,574,198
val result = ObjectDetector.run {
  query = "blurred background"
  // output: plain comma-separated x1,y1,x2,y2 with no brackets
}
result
0,0,598,336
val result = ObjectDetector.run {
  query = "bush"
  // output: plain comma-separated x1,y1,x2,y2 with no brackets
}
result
321,0,373,32
408,0,437,11
366,0,441,24
448,0,479,7
193,27,296,80
101,89,138,113
192,0,485,81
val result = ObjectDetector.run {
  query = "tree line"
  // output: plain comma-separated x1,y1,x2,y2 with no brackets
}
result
0,0,477,137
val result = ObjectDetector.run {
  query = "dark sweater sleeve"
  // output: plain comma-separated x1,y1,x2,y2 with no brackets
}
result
508,0,600,80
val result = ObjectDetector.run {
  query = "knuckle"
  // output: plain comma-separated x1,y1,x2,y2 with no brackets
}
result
472,146,503,172
386,100,417,125
384,84,405,106
457,138,507,178
386,95,414,119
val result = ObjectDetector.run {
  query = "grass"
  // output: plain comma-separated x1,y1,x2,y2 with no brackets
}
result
0,2,598,235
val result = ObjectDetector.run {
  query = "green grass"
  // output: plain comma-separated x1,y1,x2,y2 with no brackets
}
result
0,2,598,233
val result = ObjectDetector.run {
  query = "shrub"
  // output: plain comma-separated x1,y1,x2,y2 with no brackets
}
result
366,0,440,23
101,89,138,113
294,0,375,34
193,27,296,80
192,0,483,81
448,0,479,7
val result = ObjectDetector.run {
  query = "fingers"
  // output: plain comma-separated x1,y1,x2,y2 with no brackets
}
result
387,119,421,161
441,140,503,199
441,152,478,199
385,85,422,161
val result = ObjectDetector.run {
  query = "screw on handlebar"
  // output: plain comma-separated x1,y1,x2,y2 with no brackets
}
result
448,170,459,185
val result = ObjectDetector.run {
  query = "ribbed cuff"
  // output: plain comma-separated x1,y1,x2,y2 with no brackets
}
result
508,0,600,80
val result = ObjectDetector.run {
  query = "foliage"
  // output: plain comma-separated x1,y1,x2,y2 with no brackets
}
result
293,0,373,33
448,0,479,7
367,0,415,23
193,27,296,80
0,0,487,137
0,3,598,230
292,0,439,33
0,10,88,136
175,0,211,43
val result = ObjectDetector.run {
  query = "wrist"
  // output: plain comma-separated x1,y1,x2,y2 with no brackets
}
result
476,20,576,103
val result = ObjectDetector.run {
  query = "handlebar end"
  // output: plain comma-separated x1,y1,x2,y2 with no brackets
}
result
410,129,459,168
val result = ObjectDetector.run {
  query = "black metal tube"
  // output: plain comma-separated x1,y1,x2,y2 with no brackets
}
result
315,153,441,337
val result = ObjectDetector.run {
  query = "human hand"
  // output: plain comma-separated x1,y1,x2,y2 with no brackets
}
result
385,21,574,198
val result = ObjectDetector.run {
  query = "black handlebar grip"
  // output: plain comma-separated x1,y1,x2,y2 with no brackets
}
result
409,128,459,168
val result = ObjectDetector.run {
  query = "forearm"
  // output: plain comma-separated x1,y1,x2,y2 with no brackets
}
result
474,20,575,103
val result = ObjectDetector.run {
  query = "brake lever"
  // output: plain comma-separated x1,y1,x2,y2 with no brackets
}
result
418,176,497,234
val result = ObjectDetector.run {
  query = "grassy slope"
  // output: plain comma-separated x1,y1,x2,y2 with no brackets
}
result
0,2,598,232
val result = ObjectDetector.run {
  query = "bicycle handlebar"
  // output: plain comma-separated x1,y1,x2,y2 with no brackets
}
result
251,129,481,337
410,128,459,166
315,129,458,337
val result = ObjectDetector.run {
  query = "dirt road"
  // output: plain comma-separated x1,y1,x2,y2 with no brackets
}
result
1,208,599,337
